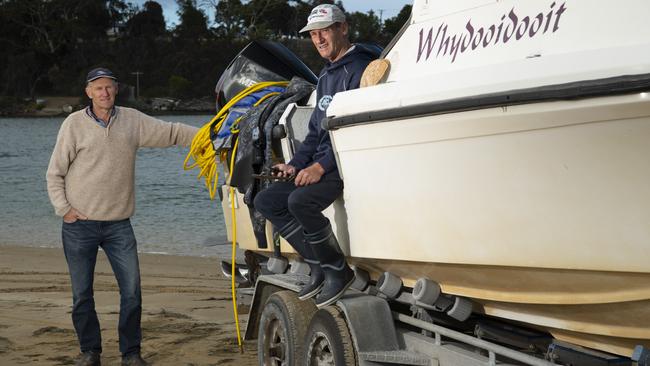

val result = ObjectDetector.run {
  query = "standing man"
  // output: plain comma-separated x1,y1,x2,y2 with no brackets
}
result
46,68,198,366
254,4,379,308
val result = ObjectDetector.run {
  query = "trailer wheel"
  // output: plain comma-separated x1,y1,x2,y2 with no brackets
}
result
258,290,317,366
304,306,357,366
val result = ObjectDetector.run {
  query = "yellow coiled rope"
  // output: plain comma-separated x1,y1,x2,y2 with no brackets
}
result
183,81,288,353
226,90,282,352
183,81,288,200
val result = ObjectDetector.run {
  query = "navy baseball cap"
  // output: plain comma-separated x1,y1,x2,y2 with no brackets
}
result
86,67,117,83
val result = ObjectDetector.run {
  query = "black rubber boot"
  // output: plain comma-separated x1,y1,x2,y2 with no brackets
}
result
277,220,324,300
298,258,324,300
306,223,355,308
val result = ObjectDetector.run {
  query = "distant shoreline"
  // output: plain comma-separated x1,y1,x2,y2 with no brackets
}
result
0,95,216,118
3,109,216,118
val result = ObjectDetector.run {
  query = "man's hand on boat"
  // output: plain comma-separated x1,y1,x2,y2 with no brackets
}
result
272,163,296,178
271,163,325,186
294,163,325,187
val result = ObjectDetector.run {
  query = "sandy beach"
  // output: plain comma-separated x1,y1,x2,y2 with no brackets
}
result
0,245,257,365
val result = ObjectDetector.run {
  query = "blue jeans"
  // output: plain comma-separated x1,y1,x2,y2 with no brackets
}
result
62,219,142,356
253,171,344,234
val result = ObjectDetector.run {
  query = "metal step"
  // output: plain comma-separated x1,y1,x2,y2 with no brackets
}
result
359,350,430,365
238,287,255,296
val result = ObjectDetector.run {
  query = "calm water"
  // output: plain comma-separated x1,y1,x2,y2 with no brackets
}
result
0,115,236,258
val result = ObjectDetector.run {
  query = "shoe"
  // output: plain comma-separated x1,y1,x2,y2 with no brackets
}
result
122,353,149,366
75,351,101,366
297,260,324,300
305,223,355,308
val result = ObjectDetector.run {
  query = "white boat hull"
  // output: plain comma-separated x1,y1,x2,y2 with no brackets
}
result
333,93,650,274
326,93,650,356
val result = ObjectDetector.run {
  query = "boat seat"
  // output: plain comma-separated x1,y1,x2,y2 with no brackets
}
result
279,104,314,157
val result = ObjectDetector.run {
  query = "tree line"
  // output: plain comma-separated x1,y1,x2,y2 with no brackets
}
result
0,0,411,109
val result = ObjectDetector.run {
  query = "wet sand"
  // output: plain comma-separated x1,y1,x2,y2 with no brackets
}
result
0,245,257,365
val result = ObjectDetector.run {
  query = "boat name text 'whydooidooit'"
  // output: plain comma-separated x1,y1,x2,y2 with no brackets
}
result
416,2,568,64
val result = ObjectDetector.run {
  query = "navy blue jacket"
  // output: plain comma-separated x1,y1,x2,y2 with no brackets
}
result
289,44,380,174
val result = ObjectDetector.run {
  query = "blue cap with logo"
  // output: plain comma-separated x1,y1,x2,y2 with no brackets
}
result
86,67,117,83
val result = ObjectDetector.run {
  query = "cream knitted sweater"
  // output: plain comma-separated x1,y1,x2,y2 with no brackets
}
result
46,107,199,221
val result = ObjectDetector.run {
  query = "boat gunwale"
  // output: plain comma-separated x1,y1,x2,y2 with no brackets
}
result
324,73,650,131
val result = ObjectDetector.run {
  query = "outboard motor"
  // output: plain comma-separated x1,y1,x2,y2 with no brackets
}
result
211,40,318,179
214,40,317,111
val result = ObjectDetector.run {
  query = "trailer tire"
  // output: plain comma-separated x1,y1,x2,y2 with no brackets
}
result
258,290,317,366
304,306,357,366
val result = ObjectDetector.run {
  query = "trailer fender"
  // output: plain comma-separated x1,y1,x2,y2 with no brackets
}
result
336,294,401,355
244,274,307,340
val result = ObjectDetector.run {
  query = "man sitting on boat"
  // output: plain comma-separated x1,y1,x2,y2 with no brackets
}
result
254,4,379,308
